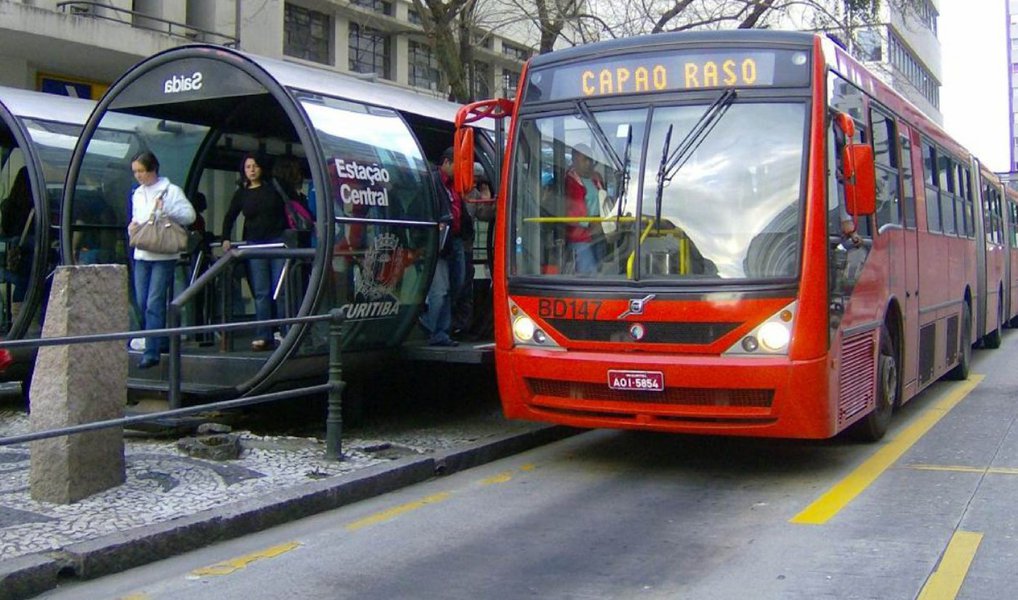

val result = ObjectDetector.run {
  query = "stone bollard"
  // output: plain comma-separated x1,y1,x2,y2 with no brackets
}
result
29,265,129,503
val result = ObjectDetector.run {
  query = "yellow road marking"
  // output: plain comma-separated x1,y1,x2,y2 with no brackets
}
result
345,492,451,532
907,464,1018,476
189,541,301,578
482,471,514,485
917,531,983,600
791,375,983,525
117,595,150,600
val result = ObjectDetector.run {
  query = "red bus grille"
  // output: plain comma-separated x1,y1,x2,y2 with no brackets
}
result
837,330,877,428
526,379,773,407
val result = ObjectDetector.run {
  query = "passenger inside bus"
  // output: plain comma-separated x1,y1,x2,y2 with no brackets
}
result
564,143,607,274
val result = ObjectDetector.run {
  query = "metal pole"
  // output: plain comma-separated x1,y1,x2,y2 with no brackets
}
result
168,306,181,409
326,308,345,460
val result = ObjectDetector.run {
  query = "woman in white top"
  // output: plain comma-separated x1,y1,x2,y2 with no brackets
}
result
128,151,195,369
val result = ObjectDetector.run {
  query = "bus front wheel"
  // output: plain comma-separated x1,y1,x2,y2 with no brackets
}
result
850,324,897,442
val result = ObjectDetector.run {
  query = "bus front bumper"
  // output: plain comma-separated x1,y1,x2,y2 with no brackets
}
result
496,348,833,439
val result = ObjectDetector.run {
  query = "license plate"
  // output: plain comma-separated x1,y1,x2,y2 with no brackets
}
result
607,370,664,392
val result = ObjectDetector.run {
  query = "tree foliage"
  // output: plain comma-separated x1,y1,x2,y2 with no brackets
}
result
414,0,929,102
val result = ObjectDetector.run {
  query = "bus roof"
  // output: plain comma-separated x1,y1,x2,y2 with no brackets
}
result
528,30,816,70
0,85,95,124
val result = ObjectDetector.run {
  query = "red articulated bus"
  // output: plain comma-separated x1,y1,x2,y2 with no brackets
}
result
454,30,1012,440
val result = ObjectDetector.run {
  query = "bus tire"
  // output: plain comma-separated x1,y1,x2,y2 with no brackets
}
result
946,302,972,380
850,324,897,442
983,293,1003,349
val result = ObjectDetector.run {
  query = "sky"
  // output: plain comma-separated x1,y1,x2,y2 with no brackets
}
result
939,0,1011,172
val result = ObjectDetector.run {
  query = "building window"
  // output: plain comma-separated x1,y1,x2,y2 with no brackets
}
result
503,69,520,97
407,8,422,25
284,3,332,65
856,28,882,62
471,30,493,50
471,61,491,99
915,0,938,35
888,31,939,109
409,41,441,92
502,43,530,62
350,0,393,17
349,23,391,79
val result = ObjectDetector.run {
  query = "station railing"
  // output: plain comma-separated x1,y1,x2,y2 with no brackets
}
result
0,308,349,460
56,1,240,47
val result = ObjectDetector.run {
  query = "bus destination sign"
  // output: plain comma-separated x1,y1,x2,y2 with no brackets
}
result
530,49,809,102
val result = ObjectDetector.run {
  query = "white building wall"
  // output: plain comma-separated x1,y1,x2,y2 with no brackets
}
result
238,0,285,58
0,0,528,101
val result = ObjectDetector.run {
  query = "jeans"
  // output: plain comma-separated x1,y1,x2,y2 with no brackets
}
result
571,241,602,274
248,255,285,343
447,237,466,301
421,257,452,344
133,258,176,360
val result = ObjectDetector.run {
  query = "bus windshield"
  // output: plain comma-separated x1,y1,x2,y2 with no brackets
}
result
510,100,806,281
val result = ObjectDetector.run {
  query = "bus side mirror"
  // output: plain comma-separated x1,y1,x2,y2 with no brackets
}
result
453,127,475,195
841,143,876,216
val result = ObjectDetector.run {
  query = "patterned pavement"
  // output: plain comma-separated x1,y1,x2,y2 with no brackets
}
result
0,396,527,564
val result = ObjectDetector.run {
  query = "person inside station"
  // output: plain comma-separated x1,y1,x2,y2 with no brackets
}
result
419,148,460,347
128,151,196,369
564,143,607,274
221,153,288,352
1,167,34,323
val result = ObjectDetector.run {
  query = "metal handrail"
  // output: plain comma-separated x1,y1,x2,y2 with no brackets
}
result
0,309,348,459
166,245,316,408
56,1,239,47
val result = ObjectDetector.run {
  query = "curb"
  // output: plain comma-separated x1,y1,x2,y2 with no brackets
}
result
0,425,578,599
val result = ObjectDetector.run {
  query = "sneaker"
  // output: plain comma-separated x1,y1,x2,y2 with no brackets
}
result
428,338,459,347
137,356,159,369
129,338,145,351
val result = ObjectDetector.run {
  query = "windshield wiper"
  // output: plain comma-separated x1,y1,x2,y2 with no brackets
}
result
653,88,737,229
576,101,626,173
575,101,633,226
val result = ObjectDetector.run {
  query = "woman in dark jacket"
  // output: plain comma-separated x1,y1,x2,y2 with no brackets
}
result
221,153,287,351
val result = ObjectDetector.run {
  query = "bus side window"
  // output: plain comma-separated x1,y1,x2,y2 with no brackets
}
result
899,132,916,229
870,108,901,231
922,140,941,233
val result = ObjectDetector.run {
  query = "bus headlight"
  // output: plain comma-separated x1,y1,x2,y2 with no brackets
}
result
512,316,536,342
723,300,797,356
508,300,561,348
758,321,790,351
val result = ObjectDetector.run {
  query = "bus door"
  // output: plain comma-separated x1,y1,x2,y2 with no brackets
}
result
896,128,920,397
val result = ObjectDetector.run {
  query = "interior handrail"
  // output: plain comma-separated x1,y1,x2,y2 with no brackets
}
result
169,245,314,311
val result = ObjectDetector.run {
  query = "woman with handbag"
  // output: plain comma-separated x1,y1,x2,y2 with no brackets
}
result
128,151,195,369
221,153,287,351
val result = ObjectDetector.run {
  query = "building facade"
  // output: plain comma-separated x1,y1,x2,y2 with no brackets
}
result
776,0,943,125
0,0,528,101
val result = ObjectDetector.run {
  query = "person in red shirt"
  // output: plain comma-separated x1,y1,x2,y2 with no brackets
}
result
564,144,605,273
